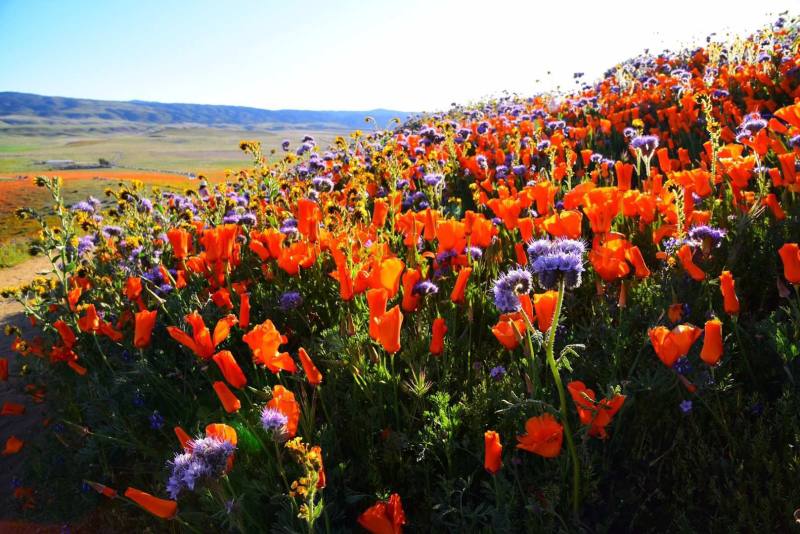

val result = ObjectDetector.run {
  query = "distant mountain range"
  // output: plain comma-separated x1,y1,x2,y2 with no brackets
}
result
0,92,411,130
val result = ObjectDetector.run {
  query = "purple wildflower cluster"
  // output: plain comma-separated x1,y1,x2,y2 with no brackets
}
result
260,407,289,441
687,225,726,247
492,268,533,313
279,291,303,311
527,238,585,290
629,135,659,156
166,436,236,499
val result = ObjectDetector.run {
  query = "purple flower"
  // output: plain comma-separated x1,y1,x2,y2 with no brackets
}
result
489,365,506,381
101,225,123,239
261,407,288,433
492,268,533,313
527,238,585,290
312,176,334,192
71,201,95,214
166,436,236,499
688,225,726,247
149,410,165,430
630,135,659,156
412,280,439,296
423,173,444,187
679,400,693,414
673,357,692,376
279,291,303,311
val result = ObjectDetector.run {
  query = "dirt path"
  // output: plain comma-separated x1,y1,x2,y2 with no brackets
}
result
0,256,54,519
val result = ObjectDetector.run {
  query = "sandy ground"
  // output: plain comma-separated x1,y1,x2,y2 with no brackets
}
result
0,256,53,520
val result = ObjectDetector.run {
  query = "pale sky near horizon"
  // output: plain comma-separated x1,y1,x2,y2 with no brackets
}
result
0,0,796,112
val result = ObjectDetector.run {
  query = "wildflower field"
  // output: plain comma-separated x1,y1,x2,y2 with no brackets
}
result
3,17,800,533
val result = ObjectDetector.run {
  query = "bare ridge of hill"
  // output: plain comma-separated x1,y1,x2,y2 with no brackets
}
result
0,92,411,130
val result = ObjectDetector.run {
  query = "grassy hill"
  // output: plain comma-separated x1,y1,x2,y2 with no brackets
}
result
0,92,411,132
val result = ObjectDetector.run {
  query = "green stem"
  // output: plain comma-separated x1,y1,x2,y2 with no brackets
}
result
544,279,580,517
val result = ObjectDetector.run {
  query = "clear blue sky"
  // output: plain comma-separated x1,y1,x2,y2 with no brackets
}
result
0,0,795,111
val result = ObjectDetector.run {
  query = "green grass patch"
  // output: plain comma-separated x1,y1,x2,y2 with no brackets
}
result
0,240,31,268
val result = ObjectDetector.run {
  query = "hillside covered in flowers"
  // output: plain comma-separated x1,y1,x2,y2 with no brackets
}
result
2,15,800,533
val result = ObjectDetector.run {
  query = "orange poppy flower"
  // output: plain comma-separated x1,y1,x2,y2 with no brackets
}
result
211,350,247,389
298,347,323,386
373,258,405,298
124,487,177,520
700,318,723,366
200,224,239,264
429,317,447,356
778,243,800,284
374,305,403,354
357,493,406,534
78,304,100,333
533,291,558,332
372,198,389,228
1,402,25,416
67,285,82,311
367,288,390,340
267,385,300,438
491,313,525,350
676,244,705,281
167,228,192,259
133,309,157,348
648,324,702,367
541,210,583,239
484,430,503,474
205,423,238,446
212,381,241,413
719,271,740,315
450,267,472,304
400,269,422,312
516,413,563,458
242,319,297,374
567,381,625,439
167,312,237,360
174,426,192,450
2,436,23,455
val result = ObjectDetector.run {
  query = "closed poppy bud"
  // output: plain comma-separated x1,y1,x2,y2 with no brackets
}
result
67,285,82,311
534,291,558,332
375,305,403,354
719,271,740,315
0,358,7,381
133,309,157,348
450,267,472,304
778,243,800,284
239,293,251,330
298,347,323,386
429,317,447,356
212,381,241,413
174,426,192,450
372,198,389,228
700,318,723,366
167,228,191,259
484,430,503,474
124,487,177,520
212,351,247,389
